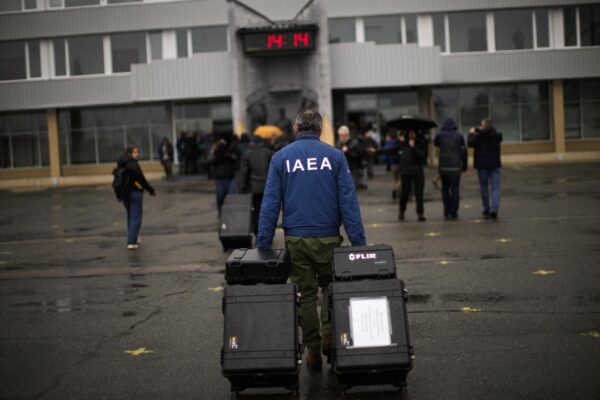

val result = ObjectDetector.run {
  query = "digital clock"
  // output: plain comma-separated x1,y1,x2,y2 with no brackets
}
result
240,25,318,55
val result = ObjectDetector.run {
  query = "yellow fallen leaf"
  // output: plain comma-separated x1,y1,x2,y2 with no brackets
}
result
461,306,481,313
125,347,154,356
208,286,224,292
532,270,555,276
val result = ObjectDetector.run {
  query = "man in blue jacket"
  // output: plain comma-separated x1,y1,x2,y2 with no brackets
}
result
257,109,366,372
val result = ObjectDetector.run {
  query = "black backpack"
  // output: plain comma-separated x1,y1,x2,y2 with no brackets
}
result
112,165,131,200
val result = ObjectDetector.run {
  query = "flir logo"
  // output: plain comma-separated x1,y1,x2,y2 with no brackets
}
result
348,253,377,261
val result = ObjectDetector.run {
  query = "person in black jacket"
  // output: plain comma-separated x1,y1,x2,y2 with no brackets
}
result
398,130,427,221
117,146,157,250
336,125,365,189
158,137,174,181
434,118,467,220
239,136,273,234
208,133,239,215
468,117,503,220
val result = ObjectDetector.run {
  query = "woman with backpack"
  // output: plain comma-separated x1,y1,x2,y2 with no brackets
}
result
116,146,157,250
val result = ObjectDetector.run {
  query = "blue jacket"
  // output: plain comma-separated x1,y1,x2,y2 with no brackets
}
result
256,131,366,249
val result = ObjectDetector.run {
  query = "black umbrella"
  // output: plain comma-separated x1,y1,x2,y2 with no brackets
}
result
386,114,437,131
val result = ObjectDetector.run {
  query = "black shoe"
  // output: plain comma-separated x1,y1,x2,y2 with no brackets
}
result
398,212,405,221
490,212,498,220
418,214,426,222
483,211,491,220
392,190,397,199
444,215,450,221
450,215,458,220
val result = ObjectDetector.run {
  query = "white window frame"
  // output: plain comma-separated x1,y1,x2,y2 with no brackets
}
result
400,16,407,44
103,35,112,74
575,6,581,47
355,17,365,43
486,12,495,52
443,14,450,54
186,29,192,57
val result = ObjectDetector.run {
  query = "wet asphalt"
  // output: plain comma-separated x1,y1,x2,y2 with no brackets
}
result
0,163,599,400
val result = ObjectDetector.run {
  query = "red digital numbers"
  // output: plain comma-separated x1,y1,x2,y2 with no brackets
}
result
266,32,311,49
267,34,285,49
293,33,310,47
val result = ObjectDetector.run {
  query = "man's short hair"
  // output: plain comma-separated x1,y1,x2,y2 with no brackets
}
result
294,109,323,134
337,125,350,135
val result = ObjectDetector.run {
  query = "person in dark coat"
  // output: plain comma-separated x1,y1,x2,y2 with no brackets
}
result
468,117,503,220
434,118,467,220
336,125,365,189
208,133,239,215
239,136,273,234
117,146,157,250
158,137,174,181
398,130,427,221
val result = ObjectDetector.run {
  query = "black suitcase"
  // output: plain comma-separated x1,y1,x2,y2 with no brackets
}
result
225,248,290,285
219,203,253,251
329,279,413,392
332,244,396,281
224,193,253,207
221,283,302,397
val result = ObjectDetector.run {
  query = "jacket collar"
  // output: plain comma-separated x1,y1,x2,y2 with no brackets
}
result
296,131,320,140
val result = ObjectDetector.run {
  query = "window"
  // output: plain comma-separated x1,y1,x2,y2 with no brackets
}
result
365,15,402,44
111,32,147,73
580,4,600,47
434,83,551,142
53,39,67,76
107,0,142,3
149,32,162,60
328,18,355,43
0,111,48,169
535,9,550,48
65,0,99,7
564,6,578,47
176,29,188,58
28,41,41,78
564,79,600,139
0,1,23,12
24,0,37,9
495,9,533,50
0,41,26,81
448,11,487,52
405,15,418,44
69,35,104,75
433,14,446,52
60,103,173,165
191,26,228,53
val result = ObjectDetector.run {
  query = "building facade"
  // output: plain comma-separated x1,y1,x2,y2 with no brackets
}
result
1,0,599,184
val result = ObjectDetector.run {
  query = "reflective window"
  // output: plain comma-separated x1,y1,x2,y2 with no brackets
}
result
564,79,600,138
495,9,533,50
449,11,487,52
176,29,188,58
434,83,551,141
433,14,446,52
65,0,99,7
535,9,550,48
0,111,48,168
149,32,162,60
328,18,355,43
53,39,67,76
0,41,26,81
365,15,402,44
580,4,600,47
107,0,142,3
564,6,577,46
191,26,228,53
25,0,38,8
111,32,147,73
68,35,104,76
28,41,41,78
405,15,418,44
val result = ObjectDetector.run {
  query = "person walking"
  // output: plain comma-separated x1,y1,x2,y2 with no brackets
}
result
434,118,467,220
158,137,174,181
240,136,273,234
257,109,366,372
117,146,157,250
398,130,427,222
383,131,401,198
468,117,503,220
208,132,239,215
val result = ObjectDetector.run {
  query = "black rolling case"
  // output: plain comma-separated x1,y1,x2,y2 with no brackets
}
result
221,283,302,397
329,279,413,392
219,203,253,250
225,248,290,285
332,244,396,281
